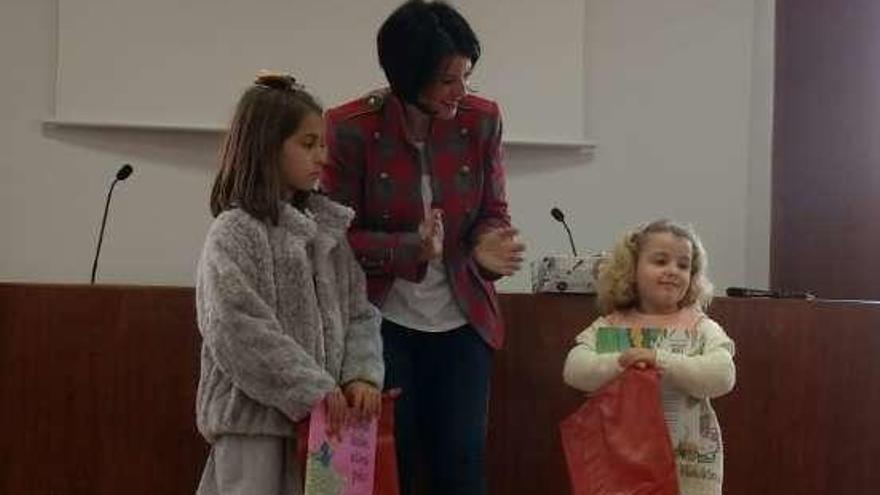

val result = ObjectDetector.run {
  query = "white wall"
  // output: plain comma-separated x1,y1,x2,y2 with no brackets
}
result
497,0,774,293
745,0,775,288
0,0,774,292
1,0,216,286
55,0,586,144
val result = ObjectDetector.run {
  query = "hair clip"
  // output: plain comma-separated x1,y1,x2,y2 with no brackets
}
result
254,71,305,92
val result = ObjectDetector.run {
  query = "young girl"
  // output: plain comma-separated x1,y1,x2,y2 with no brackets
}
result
563,219,736,495
194,73,384,495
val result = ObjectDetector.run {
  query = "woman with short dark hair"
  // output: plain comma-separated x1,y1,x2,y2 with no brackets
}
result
323,2,525,494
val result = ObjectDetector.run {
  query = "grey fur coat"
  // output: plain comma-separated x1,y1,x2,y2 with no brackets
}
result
195,195,383,442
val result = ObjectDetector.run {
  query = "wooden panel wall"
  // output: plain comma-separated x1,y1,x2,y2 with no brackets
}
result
3,284,880,494
772,0,880,299
0,284,206,494
490,294,880,495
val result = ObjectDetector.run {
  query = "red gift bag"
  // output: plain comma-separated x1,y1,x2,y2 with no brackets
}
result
560,368,679,495
373,391,400,495
297,390,400,495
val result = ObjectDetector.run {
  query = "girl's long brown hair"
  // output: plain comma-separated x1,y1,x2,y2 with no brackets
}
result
210,73,322,225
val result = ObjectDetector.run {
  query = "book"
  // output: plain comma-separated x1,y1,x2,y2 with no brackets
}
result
304,401,378,495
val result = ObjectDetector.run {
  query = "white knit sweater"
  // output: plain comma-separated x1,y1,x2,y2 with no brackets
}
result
563,307,736,495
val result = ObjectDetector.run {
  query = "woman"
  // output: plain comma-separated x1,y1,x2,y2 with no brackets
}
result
322,2,524,493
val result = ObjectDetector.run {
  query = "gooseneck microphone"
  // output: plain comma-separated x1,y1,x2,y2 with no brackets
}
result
90,164,134,284
550,207,578,257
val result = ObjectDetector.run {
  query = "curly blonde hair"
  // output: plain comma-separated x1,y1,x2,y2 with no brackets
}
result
596,219,714,315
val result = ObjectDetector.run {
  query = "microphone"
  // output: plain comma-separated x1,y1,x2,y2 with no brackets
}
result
726,287,816,300
90,164,134,284
725,287,774,298
550,207,578,257
116,164,133,181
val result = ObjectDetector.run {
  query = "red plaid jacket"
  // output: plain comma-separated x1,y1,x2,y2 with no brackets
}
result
323,90,510,349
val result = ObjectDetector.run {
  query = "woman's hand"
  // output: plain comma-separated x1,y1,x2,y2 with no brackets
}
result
618,348,657,370
418,208,444,261
474,227,525,276
343,380,382,422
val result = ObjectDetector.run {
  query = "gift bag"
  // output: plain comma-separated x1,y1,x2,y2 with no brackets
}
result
372,391,400,495
297,390,400,495
560,369,679,495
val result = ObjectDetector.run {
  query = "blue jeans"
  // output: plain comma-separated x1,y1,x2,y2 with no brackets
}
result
382,320,493,495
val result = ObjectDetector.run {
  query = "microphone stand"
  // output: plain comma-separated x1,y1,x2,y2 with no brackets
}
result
91,165,132,284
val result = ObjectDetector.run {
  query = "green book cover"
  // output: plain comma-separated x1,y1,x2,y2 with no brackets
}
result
595,326,668,353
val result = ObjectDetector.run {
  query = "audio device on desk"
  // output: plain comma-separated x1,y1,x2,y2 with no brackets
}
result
530,207,602,294
725,286,816,300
